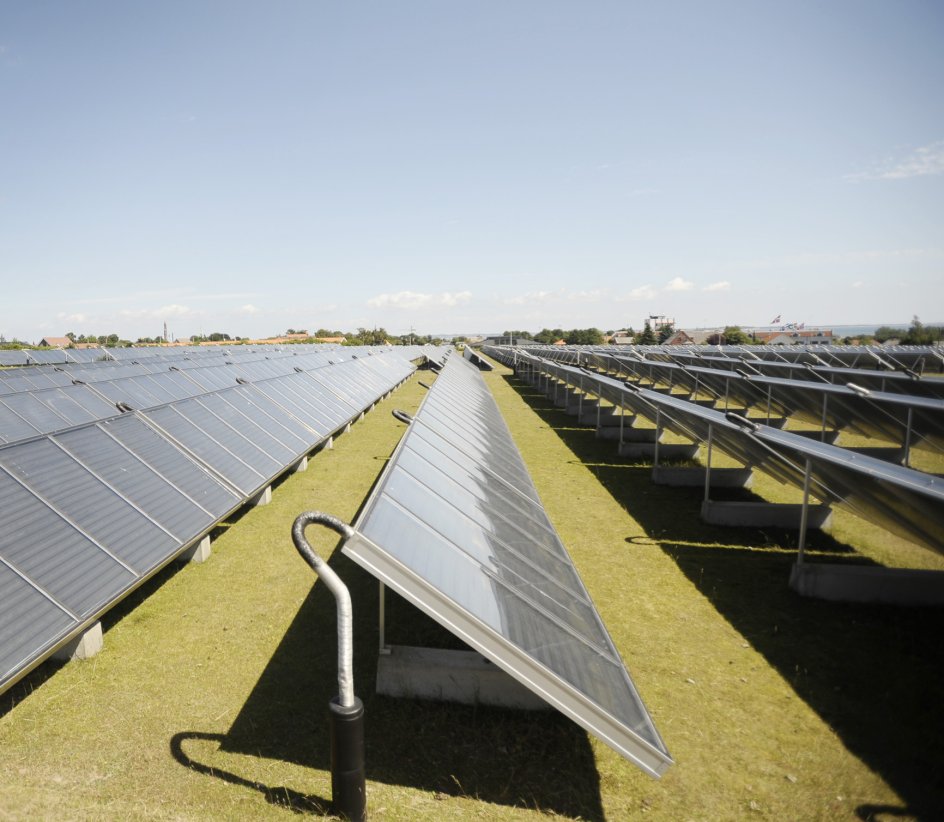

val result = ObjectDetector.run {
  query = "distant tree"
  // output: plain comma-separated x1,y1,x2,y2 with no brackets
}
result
344,327,390,346
721,325,750,345
657,323,675,343
65,331,76,342
106,333,120,346
873,326,900,343
565,328,604,345
637,321,657,345
901,315,944,345
208,332,231,341
501,330,534,343
533,328,565,344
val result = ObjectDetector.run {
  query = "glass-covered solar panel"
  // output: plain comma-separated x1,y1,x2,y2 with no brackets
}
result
100,414,241,517
30,386,118,428
0,393,71,434
0,438,178,573
27,349,68,365
54,424,216,543
0,561,78,687
0,350,29,366
0,467,135,615
144,404,267,495
0,402,42,444
249,376,336,437
343,355,672,777
193,391,298,466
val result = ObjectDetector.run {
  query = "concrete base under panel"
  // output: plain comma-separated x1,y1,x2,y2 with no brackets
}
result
619,442,699,460
342,422,352,434
701,500,832,529
687,398,718,408
178,535,211,564
54,622,103,661
567,402,598,420
250,485,272,507
596,420,634,440
616,426,659,444
376,645,550,710
291,455,308,473
652,466,753,488
790,562,944,605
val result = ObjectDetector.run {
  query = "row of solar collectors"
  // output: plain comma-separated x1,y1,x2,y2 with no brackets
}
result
0,353,421,694
500,351,944,556
0,345,435,395
0,350,432,444
574,353,944,457
510,344,944,401
343,353,673,776
503,342,943,372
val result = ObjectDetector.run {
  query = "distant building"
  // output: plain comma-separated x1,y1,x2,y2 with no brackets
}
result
608,330,635,345
756,329,834,345
38,336,72,348
664,329,715,345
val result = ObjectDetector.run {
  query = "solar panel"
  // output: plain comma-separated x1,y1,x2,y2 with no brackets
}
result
342,355,672,777
0,350,29,366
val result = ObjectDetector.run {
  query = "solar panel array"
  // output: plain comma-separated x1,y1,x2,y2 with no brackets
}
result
488,349,944,557
0,345,443,695
342,353,673,777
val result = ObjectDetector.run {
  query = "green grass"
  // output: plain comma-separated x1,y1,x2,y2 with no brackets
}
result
1,365,942,821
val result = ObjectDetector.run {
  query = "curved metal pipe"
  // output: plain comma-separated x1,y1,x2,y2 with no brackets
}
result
392,409,414,424
291,512,356,708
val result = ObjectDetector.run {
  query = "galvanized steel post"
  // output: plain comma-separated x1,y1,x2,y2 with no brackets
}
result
292,512,366,822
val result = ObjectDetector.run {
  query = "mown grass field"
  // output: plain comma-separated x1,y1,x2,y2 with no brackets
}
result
1,360,942,821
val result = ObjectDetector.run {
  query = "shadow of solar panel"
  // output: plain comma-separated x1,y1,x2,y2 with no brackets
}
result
343,355,672,777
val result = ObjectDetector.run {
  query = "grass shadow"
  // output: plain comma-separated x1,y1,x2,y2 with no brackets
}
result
503,371,944,818
213,546,603,819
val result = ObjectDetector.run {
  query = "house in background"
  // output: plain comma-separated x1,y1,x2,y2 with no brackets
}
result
38,336,72,348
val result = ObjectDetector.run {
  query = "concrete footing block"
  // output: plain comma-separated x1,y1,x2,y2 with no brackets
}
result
342,422,352,434
652,466,753,488
178,535,212,564
790,563,944,605
376,645,549,710
701,500,832,529
619,442,699,460
291,455,308,473
324,435,334,450
250,485,272,507
54,622,103,661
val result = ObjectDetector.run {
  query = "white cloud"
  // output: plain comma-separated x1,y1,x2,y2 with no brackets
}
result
119,303,202,320
238,304,259,315
703,281,731,292
619,285,657,301
367,290,472,310
57,311,88,323
665,277,694,292
503,290,557,305
852,281,863,288
847,140,944,181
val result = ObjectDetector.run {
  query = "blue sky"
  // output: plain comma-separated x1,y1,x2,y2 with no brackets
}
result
2,1,942,341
